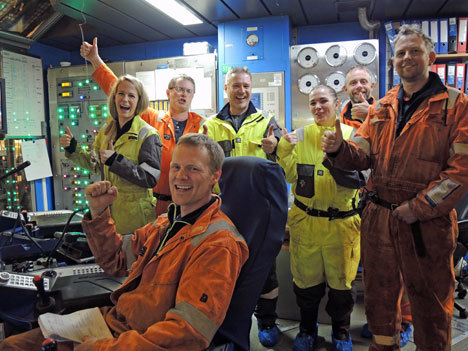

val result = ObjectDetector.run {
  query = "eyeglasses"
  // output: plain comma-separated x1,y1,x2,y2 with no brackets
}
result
169,86,194,94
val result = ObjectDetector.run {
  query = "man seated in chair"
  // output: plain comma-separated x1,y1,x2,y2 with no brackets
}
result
0,133,249,351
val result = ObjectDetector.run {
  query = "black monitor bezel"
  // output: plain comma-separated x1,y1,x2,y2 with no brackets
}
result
0,78,7,137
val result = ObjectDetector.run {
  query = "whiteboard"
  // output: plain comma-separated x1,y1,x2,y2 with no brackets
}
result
1,50,45,138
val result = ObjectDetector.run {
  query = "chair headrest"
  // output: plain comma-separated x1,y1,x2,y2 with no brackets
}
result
215,156,288,350
219,156,287,247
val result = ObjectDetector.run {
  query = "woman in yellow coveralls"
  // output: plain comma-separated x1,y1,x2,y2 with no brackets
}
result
277,85,364,351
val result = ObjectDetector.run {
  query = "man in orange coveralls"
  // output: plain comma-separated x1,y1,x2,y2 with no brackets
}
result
341,65,376,129
81,38,204,216
0,133,248,351
322,24,468,351
341,66,413,346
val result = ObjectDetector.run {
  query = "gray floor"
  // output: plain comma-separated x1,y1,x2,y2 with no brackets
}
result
250,279,468,351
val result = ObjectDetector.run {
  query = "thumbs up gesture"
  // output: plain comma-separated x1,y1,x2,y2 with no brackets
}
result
59,126,73,148
321,119,343,153
100,140,115,164
261,124,278,154
350,92,370,121
282,127,298,146
80,37,104,69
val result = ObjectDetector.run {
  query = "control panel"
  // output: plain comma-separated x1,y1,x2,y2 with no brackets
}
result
47,63,124,210
0,263,105,292
0,271,51,291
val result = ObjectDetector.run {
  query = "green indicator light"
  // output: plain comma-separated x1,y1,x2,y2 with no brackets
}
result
6,180,9,184
85,79,90,84
7,192,10,195
93,86,99,90
90,113,95,118
59,130,65,135
7,198,11,201
58,114,64,120
76,167,81,171
60,146,64,151
84,180,89,185
83,169,89,175
1,5,5,9
58,108,64,113
103,113,108,117
78,82,83,87
71,121,76,126
89,106,95,111
13,198,17,202
81,134,86,139
85,200,89,205
94,121,99,125
70,114,76,119
11,147,15,151
81,145,87,150
102,106,108,110
70,107,75,112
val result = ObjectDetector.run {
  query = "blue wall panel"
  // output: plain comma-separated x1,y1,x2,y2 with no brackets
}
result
297,22,369,44
68,36,218,65
218,16,292,130
28,42,72,69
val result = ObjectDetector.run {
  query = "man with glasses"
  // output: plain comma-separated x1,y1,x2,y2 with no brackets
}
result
81,37,203,215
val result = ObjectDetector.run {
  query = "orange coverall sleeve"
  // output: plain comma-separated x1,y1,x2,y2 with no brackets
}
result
92,63,160,127
81,209,154,277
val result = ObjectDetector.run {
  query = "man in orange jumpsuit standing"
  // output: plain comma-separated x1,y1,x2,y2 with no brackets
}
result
322,24,468,351
0,133,248,351
342,66,413,346
81,38,203,216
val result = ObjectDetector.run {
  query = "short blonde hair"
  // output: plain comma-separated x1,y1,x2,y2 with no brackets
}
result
394,24,434,53
177,133,224,173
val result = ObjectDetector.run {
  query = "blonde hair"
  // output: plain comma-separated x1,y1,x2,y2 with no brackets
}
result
104,75,149,142
177,133,224,173
394,24,434,53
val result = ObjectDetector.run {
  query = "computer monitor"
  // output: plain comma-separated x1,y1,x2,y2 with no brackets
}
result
0,78,7,137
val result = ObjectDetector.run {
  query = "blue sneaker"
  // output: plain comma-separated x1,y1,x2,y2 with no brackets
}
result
293,330,317,351
257,322,279,347
332,332,352,351
400,323,413,348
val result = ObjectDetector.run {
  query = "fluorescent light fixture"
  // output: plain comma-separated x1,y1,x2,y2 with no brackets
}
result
144,0,202,25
